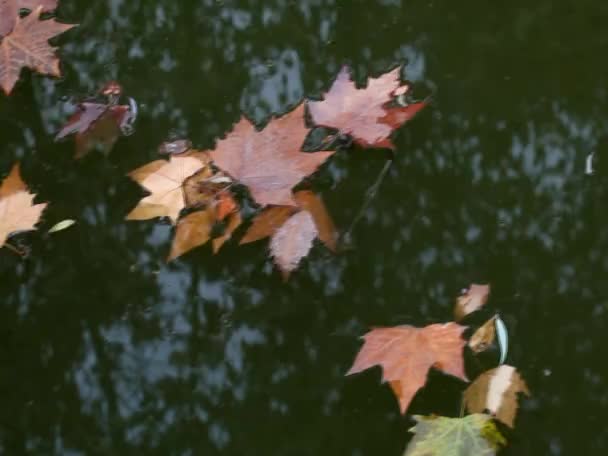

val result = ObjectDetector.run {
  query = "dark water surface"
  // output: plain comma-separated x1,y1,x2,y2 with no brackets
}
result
2,0,608,454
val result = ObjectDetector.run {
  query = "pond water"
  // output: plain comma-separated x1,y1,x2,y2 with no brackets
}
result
2,0,608,454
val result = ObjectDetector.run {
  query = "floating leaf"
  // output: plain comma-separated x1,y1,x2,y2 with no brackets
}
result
209,104,334,207
464,365,530,428
404,414,506,456
0,163,47,248
495,315,509,365
168,209,214,261
48,219,75,233
308,66,427,149
454,284,490,321
347,323,468,414
0,3,77,95
469,316,496,354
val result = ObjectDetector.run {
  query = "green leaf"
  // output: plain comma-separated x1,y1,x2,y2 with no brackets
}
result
404,414,506,456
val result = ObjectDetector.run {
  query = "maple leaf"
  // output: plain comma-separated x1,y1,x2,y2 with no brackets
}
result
0,163,47,248
0,0,59,37
209,104,334,207
463,365,530,428
126,153,210,224
0,3,76,95
240,190,337,277
454,284,491,321
404,414,506,456
347,323,468,414
307,66,427,149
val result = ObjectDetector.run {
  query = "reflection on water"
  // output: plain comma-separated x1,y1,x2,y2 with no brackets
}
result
2,0,608,454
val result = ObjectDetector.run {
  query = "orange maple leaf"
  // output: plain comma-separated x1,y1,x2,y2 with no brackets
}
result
209,104,334,207
347,323,468,414
0,3,76,95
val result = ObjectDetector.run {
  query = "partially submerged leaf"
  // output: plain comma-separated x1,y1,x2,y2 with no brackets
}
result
48,218,75,233
168,209,213,261
0,163,47,247
347,323,468,414
209,104,334,207
469,317,496,354
0,4,76,95
404,414,506,456
308,66,427,149
464,365,530,428
127,154,209,224
454,284,491,321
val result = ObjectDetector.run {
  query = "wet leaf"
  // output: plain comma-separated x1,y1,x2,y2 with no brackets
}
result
0,0,59,38
48,219,75,233
0,3,76,95
240,191,336,276
404,414,506,456
126,154,209,225
168,209,214,261
209,104,334,207
308,66,427,149
495,315,509,365
0,163,47,248
347,323,468,414
464,365,530,428
469,317,496,354
454,284,491,321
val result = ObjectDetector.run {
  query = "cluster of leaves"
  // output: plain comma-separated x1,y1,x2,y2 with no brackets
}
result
347,285,530,454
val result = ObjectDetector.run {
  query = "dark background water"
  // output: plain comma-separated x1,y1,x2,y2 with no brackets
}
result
2,0,608,454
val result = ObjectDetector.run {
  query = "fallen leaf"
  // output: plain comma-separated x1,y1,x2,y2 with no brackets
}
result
209,104,334,207
127,154,209,224
454,284,491,321
212,210,242,254
307,66,427,149
464,365,530,428
240,191,337,276
404,414,506,456
48,218,75,233
0,4,76,95
168,209,213,261
0,163,47,248
469,316,496,354
347,323,468,414
0,0,58,37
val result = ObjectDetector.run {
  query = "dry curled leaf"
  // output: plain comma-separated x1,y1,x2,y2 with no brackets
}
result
347,323,468,414
454,284,491,321
464,365,530,428
240,191,336,276
308,66,427,149
209,104,334,207
0,3,76,95
0,163,47,248
469,316,496,354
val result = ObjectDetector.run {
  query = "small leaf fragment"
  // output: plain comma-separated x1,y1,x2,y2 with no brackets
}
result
404,414,506,456
48,219,75,234
454,284,491,321
469,316,496,354
168,209,214,261
270,210,318,277
495,315,509,365
464,365,530,428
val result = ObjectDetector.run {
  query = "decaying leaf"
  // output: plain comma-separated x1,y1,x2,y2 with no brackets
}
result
127,153,210,224
404,414,506,456
0,163,47,248
346,323,468,414
469,316,496,354
0,2,76,95
209,104,334,207
308,66,427,149
454,284,491,321
240,190,336,276
464,365,530,428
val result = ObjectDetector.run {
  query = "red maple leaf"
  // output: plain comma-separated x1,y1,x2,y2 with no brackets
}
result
308,66,427,149
209,104,334,207
347,323,468,414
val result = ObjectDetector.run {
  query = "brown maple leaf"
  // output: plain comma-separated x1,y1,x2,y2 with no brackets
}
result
126,153,210,225
307,66,427,149
0,3,76,95
209,104,334,207
240,190,337,277
0,162,47,248
347,323,468,414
